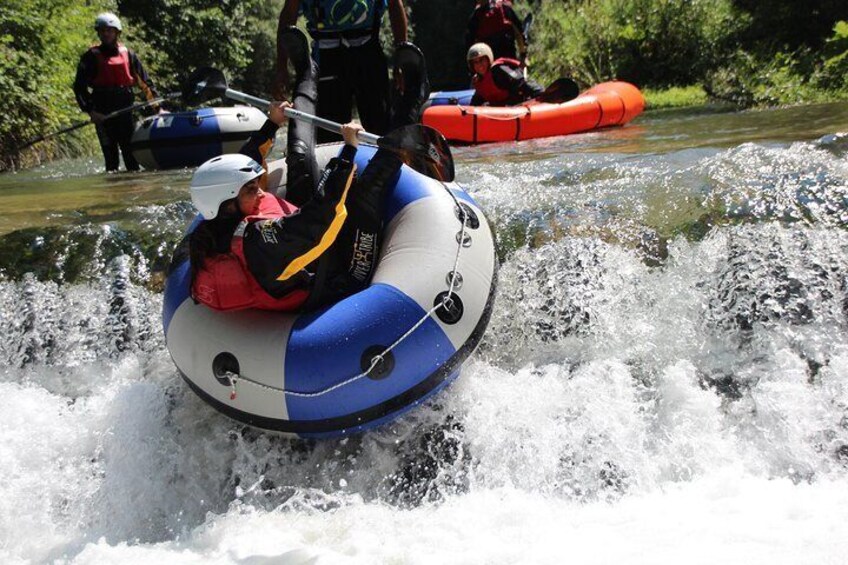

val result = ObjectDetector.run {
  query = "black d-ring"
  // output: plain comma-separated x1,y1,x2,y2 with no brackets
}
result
212,352,239,386
455,202,480,229
434,292,464,324
361,345,395,380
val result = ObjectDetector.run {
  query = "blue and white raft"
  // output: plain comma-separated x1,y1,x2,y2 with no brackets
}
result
163,144,498,438
131,106,268,170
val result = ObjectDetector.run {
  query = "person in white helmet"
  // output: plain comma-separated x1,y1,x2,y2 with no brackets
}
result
187,100,403,312
73,12,161,171
467,41,541,106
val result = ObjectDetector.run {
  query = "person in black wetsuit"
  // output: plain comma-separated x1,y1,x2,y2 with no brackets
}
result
73,12,161,172
273,0,428,144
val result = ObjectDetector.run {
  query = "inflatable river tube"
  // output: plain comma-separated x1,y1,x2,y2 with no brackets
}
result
131,106,268,170
163,144,498,438
421,81,645,144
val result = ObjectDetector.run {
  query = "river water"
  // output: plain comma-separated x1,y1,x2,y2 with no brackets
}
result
1,103,847,564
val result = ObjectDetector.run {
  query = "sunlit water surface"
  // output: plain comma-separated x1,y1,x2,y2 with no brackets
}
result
1,103,848,564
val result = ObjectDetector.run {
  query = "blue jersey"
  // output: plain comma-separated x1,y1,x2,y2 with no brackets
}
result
300,0,387,36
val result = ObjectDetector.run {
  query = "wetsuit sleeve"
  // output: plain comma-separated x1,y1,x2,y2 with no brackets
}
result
73,51,97,113
492,63,539,104
239,118,281,169
128,50,160,104
242,145,358,297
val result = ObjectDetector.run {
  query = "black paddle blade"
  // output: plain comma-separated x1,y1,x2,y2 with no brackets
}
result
536,78,580,104
182,67,228,106
377,124,455,183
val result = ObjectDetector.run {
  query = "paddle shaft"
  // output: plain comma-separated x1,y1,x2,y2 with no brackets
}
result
14,92,179,153
222,88,381,145
15,92,179,153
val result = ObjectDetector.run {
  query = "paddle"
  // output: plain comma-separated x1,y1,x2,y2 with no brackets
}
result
13,92,180,153
183,67,455,182
535,78,580,104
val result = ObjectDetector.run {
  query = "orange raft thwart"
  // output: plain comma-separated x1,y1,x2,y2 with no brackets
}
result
421,81,645,144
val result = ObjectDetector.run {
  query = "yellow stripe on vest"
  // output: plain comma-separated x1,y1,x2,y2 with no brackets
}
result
275,163,356,282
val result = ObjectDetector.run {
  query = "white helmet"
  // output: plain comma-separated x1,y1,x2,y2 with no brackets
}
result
94,12,122,31
467,42,494,66
190,154,264,219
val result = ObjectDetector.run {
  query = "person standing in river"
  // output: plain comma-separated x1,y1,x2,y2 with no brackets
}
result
73,12,161,172
273,0,428,144
466,0,528,62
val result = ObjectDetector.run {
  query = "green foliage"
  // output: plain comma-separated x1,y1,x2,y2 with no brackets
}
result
731,0,847,54
117,0,272,93
642,86,708,109
531,0,747,88
0,0,113,169
704,21,848,107
815,20,848,91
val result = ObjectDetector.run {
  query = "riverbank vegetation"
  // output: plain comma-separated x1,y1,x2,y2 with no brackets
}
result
531,0,848,109
2,0,846,170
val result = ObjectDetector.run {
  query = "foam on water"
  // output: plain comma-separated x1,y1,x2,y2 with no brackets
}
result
1,133,847,563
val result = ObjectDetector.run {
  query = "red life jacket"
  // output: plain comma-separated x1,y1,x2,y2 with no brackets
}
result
474,57,522,105
192,193,310,312
474,0,514,42
91,43,135,88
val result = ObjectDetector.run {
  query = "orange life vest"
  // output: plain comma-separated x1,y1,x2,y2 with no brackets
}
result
91,43,135,88
474,0,514,42
474,57,522,105
192,193,310,312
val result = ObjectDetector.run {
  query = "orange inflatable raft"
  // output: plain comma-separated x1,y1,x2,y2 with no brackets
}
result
421,81,645,144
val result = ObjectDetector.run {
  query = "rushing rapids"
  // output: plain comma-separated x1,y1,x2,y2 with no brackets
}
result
1,103,847,563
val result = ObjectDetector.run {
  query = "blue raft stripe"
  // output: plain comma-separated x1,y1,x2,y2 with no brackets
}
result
162,216,202,335
296,368,460,439
163,260,191,336
149,108,223,169
285,283,457,421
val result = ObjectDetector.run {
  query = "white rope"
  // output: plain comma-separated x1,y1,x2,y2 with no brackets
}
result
228,182,471,400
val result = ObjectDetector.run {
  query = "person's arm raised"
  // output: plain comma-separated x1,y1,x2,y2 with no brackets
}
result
274,0,303,99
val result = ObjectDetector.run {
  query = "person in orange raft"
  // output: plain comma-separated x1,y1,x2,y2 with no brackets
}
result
467,42,542,106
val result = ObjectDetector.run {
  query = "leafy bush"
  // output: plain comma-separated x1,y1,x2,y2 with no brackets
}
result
531,0,747,88
705,21,848,106
815,20,848,91
0,0,113,169
117,0,266,93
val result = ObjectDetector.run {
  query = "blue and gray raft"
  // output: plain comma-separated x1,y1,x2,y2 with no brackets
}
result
163,144,498,438
131,106,268,170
